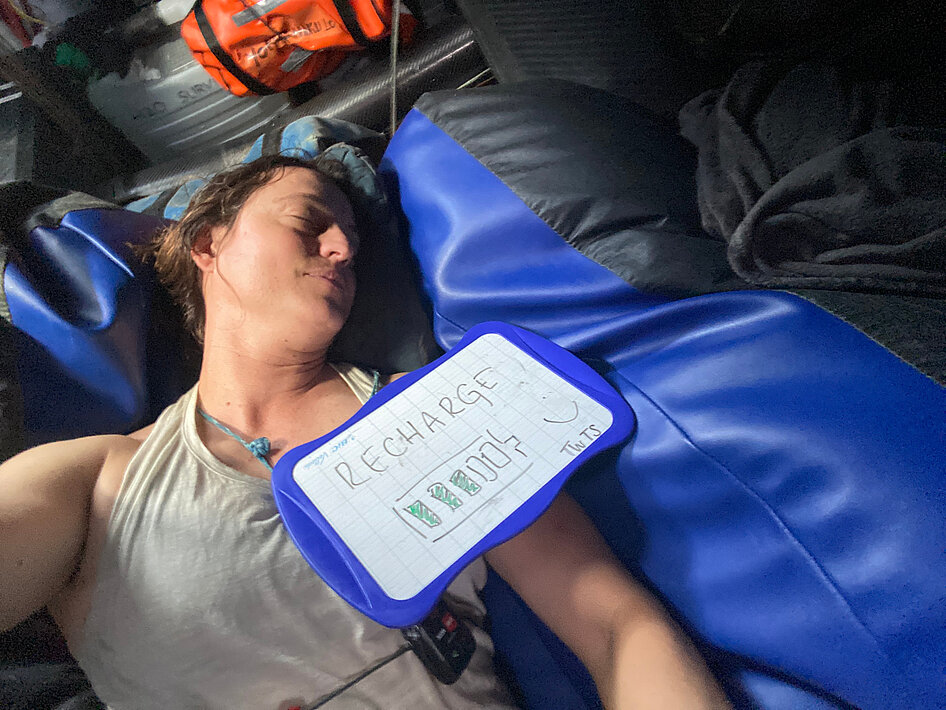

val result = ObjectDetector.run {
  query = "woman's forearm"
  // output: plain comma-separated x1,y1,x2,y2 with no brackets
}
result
573,565,731,710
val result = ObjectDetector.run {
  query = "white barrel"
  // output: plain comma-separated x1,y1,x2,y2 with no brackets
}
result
87,33,289,163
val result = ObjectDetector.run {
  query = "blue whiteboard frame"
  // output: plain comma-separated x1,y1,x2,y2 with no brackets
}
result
272,321,636,627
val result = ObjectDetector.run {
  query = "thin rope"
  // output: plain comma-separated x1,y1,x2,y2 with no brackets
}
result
197,369,382,473
6,0,47,26
388,1,401,137
198,408,274,472
370,368,382,396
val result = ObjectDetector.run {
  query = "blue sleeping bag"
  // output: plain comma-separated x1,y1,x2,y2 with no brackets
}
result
380,80,946,709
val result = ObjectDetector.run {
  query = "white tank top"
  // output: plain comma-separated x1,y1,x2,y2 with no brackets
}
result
74,364,514,710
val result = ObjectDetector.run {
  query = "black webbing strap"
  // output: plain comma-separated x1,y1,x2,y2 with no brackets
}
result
140,187,177,219
194,0,276,96
261,125,282,157
331,0,386,48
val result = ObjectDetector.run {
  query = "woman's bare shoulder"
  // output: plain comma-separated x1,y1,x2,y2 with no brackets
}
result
128,423,156,442
2,433,141,481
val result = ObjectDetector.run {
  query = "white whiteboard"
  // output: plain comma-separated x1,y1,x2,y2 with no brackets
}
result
292,333,613,600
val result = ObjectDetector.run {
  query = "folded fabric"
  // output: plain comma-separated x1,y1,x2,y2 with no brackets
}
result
680,61,946,297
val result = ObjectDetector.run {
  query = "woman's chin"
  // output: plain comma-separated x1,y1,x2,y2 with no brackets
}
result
284,305,351,346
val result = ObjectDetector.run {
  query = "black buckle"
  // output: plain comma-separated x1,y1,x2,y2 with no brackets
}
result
401,600,476,684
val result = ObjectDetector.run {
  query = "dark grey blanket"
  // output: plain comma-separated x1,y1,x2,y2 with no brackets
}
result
679,61,946,297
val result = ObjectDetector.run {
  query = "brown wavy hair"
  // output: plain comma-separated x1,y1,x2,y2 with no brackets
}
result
137,154,353,344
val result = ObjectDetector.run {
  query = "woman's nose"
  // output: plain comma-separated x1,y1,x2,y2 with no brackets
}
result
319,225,354,264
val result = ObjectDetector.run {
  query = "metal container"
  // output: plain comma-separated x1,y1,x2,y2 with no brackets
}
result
86,31,289,163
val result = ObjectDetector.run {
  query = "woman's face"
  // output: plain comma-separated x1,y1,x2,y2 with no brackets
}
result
203,166,360,351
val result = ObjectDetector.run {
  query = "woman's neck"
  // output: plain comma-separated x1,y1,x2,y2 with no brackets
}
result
195,330,337,436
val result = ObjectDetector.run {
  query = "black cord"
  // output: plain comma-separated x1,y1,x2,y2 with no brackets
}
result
306,643,412,709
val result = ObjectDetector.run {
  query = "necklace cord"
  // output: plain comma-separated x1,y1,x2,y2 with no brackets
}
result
198,408,274,472
197,369,382,472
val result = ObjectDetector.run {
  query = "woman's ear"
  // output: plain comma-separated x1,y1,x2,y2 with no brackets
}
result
190,227,218,273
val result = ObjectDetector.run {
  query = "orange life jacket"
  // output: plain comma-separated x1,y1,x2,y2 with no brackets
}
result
181,0,413,97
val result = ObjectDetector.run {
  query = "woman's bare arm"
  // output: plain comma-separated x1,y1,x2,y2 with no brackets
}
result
485,494,731,710
0,436,122,631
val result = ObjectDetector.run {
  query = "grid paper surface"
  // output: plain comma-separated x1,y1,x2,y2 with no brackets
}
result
293,333,613,600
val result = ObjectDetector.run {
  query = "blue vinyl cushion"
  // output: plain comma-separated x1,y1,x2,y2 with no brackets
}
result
5,209,168,445
381,106,946,710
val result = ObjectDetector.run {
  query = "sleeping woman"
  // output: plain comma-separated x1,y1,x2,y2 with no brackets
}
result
0,154,730,710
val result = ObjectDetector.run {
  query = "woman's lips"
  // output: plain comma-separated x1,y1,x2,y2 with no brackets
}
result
306,271,344,289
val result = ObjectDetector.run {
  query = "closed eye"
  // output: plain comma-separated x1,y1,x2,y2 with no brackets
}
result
295,214,326,228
